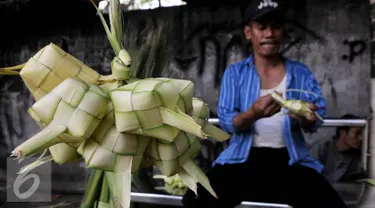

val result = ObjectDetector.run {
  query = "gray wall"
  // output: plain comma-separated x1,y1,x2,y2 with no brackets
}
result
0,0,371,194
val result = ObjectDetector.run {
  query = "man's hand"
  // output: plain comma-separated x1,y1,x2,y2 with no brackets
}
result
233,93,282,131
289,103,318,130
248,93,282,120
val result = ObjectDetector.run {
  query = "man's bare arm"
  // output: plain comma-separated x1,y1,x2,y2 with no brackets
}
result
233,109,258,131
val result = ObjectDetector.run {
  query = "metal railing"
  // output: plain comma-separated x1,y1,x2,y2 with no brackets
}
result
208,118,368,127
131,192,293,207
131,118,369,208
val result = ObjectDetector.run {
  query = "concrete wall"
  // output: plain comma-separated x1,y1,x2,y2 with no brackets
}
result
0,0,371,195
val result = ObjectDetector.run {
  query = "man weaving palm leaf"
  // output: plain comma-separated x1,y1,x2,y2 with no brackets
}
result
182,0,348,207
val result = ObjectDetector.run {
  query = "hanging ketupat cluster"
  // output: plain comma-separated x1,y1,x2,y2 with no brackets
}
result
1,0,231,207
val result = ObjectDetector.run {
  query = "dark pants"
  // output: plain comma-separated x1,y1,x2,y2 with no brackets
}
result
182,147,349,208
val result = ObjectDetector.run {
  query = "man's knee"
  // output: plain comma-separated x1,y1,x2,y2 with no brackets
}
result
182,183,240,208
182,189,198,208
181,185,216,208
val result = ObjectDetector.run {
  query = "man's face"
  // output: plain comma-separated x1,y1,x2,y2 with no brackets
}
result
344,127,363,149
243,14,285,57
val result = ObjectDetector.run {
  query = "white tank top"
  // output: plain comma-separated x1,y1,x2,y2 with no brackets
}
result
252,75,287,148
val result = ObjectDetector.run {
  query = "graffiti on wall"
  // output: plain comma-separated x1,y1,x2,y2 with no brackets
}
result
174,22,248,88
173,19,326,88
319,73,338,106
281,19,325,54
342,39,366,63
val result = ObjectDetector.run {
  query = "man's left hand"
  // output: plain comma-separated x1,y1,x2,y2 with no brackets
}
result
289,103,318,130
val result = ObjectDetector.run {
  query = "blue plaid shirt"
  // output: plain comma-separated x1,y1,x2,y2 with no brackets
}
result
214,55,326,173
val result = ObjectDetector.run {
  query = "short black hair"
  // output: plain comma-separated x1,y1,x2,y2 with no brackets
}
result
333,114,361,139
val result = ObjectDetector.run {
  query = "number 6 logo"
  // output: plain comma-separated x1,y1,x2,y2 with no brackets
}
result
13,169,40,199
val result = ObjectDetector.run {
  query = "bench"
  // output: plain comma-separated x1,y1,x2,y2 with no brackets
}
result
130,192,293,207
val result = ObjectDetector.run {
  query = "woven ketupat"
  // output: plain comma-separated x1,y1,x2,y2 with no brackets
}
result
147,131,200,176
8,43,105,164
146,98,228,176
191,98,230,142
143,95,225,198
154,98,222,175
48,142,82,164
270,90,324,121
109,78,208,142
153,78,194,114
77,102,151,173
19,43,101,101
12,78,108,158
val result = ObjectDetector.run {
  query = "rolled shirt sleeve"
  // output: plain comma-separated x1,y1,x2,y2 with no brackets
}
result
304,70,327,132
217,65,241,133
